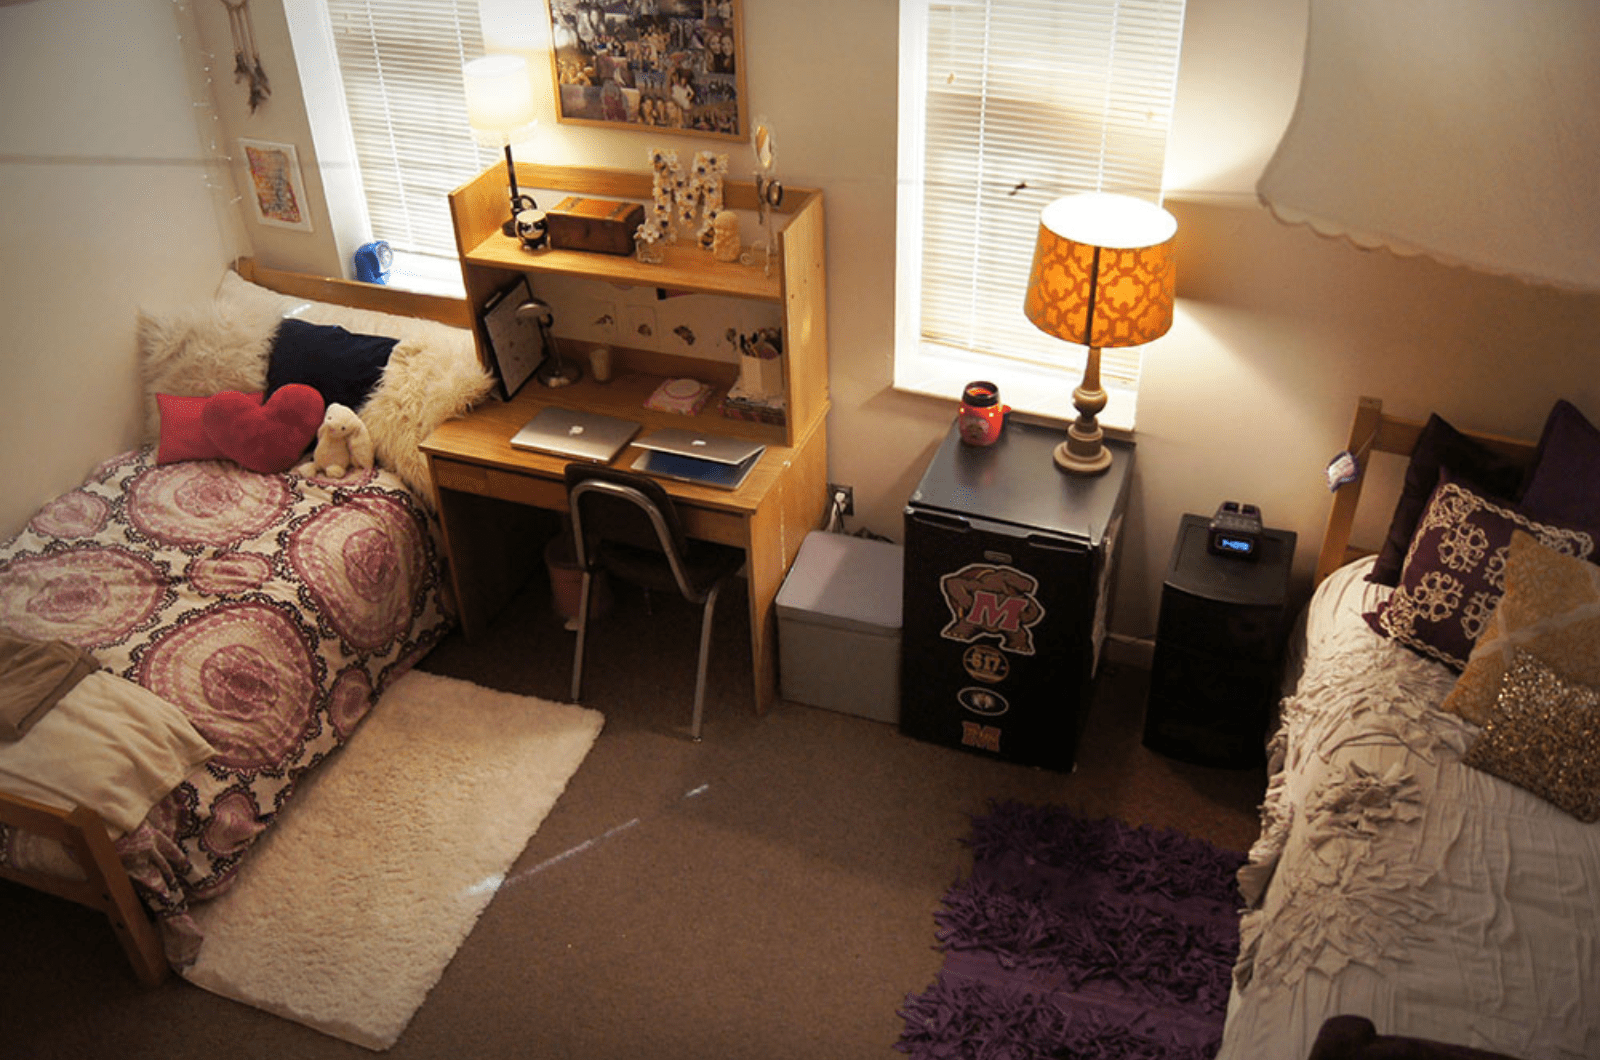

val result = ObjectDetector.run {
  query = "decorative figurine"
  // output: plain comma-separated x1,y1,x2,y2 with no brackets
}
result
712,210,741,262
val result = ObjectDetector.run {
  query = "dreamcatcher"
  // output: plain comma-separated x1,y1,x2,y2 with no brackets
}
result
223,0,271,113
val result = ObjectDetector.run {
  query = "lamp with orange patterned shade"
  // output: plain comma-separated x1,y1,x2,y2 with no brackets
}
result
1024,193,1177,474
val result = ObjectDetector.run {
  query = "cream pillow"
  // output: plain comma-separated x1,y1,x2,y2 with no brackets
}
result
1443,530,1600,724
0,672,214,836
136,301,281,441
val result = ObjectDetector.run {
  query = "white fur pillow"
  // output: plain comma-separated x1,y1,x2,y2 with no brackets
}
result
136,301,281,441
360,338,494,505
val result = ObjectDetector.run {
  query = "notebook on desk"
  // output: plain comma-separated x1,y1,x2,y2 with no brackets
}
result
509,406,641,463
631,429,766,490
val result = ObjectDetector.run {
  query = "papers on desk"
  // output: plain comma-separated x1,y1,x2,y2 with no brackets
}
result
481,278,545,400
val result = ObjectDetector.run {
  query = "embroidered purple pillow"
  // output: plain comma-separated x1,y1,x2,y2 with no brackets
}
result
1367,413,1526,587
1365,472,1594,669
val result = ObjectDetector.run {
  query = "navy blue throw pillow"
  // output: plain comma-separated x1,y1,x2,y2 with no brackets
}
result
265,318,397,412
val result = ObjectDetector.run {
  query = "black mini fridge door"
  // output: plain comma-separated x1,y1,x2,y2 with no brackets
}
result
899,419,1133,772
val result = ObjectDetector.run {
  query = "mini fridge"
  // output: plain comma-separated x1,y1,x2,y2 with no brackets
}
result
900,418,1133,772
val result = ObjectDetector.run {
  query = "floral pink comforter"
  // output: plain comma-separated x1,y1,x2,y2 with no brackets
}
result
0,449,453,959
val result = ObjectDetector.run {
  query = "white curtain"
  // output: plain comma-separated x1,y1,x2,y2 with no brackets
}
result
1258,0,1600,291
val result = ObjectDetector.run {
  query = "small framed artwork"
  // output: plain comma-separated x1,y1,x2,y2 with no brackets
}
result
546,0,747,141
239,138,313,231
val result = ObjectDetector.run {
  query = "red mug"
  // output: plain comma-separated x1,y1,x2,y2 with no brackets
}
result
958,381,1009,446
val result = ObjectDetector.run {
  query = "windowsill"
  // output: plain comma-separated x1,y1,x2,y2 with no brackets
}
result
383,251,467,299
893,342,1137,436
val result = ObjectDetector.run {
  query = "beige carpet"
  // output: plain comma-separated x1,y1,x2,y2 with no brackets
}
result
181,671,604,1051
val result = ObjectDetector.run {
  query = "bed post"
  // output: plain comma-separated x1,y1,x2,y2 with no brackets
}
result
1315,396,1385,585
66,807,169,985
0,796,168,985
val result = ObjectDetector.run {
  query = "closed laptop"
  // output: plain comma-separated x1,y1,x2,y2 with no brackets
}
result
631,429,766,490
509,406,641,463
633,428,765,466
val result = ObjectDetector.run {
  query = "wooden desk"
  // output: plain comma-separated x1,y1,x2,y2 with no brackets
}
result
421,371,827,713
430,160,832,713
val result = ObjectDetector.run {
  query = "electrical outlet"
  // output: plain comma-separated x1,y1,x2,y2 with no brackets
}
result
829,483,854,516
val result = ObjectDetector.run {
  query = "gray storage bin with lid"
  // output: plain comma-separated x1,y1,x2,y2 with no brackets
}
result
775,530,903,723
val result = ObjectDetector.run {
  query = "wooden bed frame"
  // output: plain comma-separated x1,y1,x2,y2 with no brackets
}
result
1314,396,1540,586
0,258,470,985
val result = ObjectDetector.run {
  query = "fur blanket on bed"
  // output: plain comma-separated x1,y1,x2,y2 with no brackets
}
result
137,270,494,507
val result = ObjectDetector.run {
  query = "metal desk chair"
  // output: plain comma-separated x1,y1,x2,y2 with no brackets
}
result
564,464,746,740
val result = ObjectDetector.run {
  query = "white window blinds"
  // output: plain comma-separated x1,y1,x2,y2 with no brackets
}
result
323,0,495,257
896,0,1186,426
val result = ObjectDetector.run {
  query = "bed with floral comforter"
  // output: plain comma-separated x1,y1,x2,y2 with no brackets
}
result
0,448,452,960
0,262,491,972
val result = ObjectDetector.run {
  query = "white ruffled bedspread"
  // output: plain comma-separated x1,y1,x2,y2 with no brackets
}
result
1218,558,1600,1060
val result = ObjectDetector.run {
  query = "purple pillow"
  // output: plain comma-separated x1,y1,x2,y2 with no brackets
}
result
1365,471,1594,669
1367,414,1526,587
1519,400,1600,540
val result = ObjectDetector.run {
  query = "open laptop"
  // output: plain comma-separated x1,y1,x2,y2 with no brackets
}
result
631,428,766,490
509,406,641,463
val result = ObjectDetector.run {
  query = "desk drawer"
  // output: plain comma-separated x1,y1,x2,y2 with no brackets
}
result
431,456,747,548
432,458,566,510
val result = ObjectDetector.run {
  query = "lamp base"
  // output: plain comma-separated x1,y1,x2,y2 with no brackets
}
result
538,358,582,388
1053,432,1113,475
1055,366,1113,475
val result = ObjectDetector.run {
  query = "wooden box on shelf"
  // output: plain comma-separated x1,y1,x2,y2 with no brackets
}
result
544,196,645,256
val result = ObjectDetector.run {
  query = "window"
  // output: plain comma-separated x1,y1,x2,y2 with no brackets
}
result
288,0,497,289
895,0,1186,429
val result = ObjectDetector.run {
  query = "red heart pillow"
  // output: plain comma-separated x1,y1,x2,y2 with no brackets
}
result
157,392,263,464
201,385,325,473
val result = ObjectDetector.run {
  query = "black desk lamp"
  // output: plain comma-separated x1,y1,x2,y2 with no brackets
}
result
463,54,545,249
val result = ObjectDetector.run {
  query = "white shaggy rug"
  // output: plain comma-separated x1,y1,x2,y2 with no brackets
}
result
182,671,604,1050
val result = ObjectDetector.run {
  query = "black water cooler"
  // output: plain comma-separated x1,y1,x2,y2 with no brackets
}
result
900,418,1133,772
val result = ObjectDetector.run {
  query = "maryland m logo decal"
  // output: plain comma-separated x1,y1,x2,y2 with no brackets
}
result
937,562,1045,655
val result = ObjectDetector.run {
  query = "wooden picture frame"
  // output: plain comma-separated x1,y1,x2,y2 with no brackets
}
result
239,138,313,232
546,0,747,141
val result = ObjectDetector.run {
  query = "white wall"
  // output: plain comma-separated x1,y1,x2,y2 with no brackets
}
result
7,0,1600,647
0,0,242,536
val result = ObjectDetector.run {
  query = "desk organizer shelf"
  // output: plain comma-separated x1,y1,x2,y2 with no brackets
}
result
448,160,826,449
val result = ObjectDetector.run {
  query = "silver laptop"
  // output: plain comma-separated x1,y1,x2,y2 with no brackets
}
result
631,429,766,490
509,406,641,463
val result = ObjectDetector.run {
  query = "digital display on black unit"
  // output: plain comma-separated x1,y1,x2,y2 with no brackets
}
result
1207,501,1263,560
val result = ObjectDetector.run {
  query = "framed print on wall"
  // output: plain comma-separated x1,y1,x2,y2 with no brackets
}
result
239,138,313,231
546,0,747,141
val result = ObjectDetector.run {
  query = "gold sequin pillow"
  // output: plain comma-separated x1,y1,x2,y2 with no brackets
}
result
1462,650,1600,822
1443,531,1600,725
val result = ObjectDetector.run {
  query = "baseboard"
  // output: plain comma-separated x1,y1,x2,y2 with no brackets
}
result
1105,633,1155,671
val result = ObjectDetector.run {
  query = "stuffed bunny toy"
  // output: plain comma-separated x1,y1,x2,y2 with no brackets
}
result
298,402,373,479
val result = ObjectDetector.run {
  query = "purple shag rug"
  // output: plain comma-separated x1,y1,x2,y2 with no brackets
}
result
897,801,1247,1060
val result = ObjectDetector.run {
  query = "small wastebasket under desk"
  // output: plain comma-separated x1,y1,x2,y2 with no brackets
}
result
776,531,904,723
